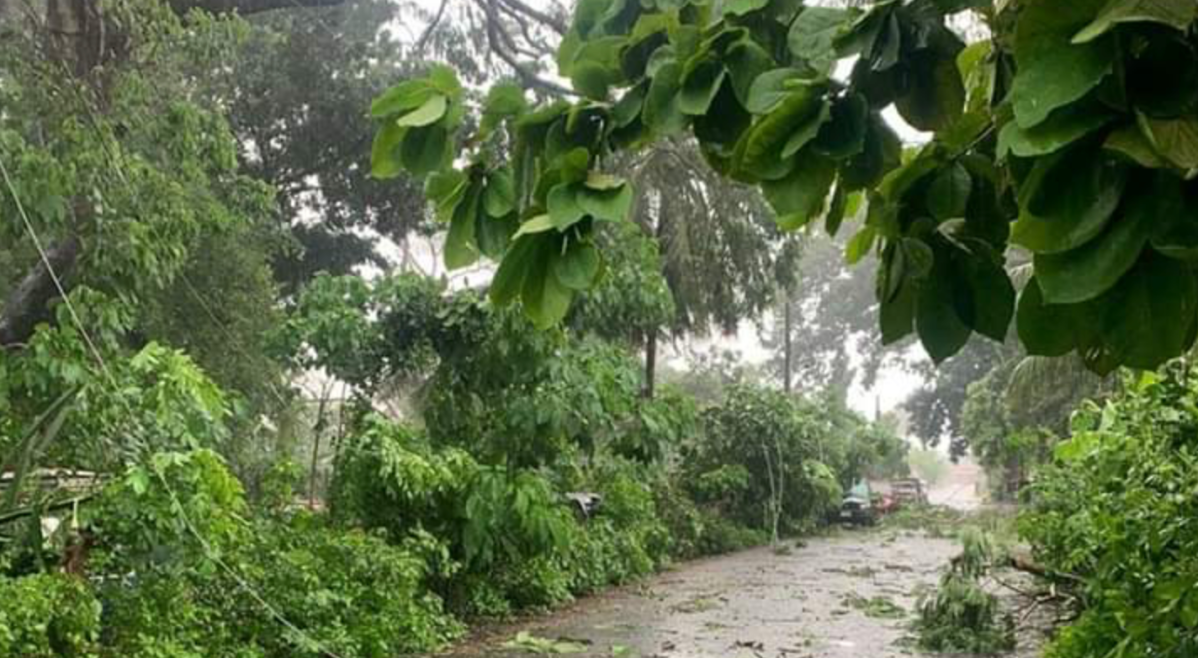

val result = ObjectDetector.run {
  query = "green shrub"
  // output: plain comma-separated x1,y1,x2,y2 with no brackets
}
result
0,573,101,658
914,572,1014,654
695,513,767,555
688,384,845,536
649,475,706,560
332,415,580,614
232,518,462,658
330,414,476,544
1020,368,1198,658
914,529,1013,655
86,449,461,658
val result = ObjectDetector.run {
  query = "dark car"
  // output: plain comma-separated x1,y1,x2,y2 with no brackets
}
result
837,481,877,526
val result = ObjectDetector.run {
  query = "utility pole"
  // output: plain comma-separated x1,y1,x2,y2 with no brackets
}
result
782,290,792,395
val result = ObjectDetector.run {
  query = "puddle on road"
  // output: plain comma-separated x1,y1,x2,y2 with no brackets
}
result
439,530,1043,658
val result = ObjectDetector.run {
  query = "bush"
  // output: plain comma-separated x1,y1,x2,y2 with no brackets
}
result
232,518,462,658
330,414,476,544
649,475,707,560
1020,368,1198,658
914,529,1014,654
0,573,101,658
695,513,768,556
688,384,844,536
85,449,461,658
332,415,580,615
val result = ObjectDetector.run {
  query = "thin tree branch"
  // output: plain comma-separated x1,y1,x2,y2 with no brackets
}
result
475,0,574,97
413,0,449,56
493,0,566,35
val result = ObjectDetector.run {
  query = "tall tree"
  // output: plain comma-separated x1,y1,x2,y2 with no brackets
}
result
0,0,350,350
217,0,438,291
761,228,886,396
621,142,802,396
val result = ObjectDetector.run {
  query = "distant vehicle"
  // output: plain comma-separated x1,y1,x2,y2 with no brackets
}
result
564,492,602,520
837,481,877,526
891,478,928,506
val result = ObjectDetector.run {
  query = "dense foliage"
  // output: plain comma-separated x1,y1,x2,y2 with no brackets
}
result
13,0,1198,657
1020,367,1198,658
2,262,905,658
373,0,1198,375
915,528,1015,654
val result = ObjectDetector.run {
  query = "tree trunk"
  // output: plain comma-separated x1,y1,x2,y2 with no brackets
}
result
782,291,792,394
0,235,82,349
643,330,657,399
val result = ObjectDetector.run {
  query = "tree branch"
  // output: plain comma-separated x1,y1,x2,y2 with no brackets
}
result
0,234,82,350
475,0,574,97
494,0,566,36
167,0,345,17
413,0,449,56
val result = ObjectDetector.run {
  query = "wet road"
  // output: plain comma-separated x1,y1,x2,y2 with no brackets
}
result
443,529,969,658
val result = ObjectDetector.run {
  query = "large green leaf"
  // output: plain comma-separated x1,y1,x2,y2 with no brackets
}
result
514,214,558,239
895,41,966,132
522,236,575,329
833,1,892,58
678,57,728,115
476,211,517,259
573,61,619,100
396,94,448,127
1035,179,1162,304
548,184,587,230
370,122,406,179
552,240,601,290
1151,187,1198,259
788,7,853,74
491,234,538,306
1011,143,1127,254
880,278,916,344
927,162,971,221
1011,0,1114,128
841,118,902,191
736,84,826,177
997,102,1116,158
1141,116,1198,170
745,68,811,115
846,226,878,264
578,184,634,222
400,125,450,178
725,40,775,109
1104,124,1167,168
781,101,831,159
643,61,688,135
445,185,480,269
425,169,469,222
371,80,436,118
1073,0,1197,43
481,84,527,134
484,169,517,218
761,154,836,230
957,249,1015,341
1099,253,1198,369
916,257,972,364
812,94,868,159
723,0,768,16
1017,278,1081,357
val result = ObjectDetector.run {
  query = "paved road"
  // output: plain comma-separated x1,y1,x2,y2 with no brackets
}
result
444,530,972,658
